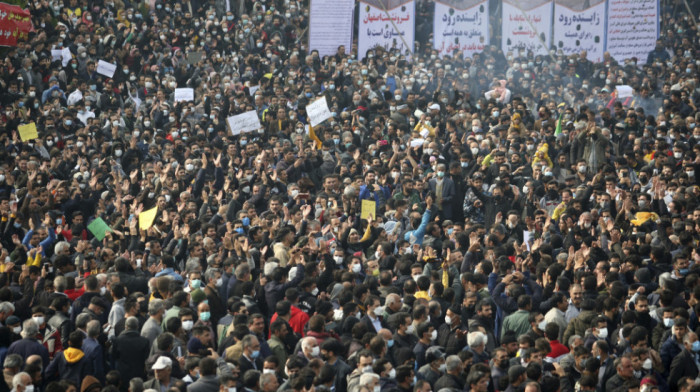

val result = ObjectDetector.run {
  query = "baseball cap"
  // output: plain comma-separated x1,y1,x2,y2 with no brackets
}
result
151,356,172,370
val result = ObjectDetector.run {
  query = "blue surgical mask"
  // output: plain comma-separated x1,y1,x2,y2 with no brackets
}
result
387,339,394,348
680,268,690,276
251,350,260,358
693,341,700,352
235,228,245,234
242,217,250,226
13,222,22,228
199,311,211,321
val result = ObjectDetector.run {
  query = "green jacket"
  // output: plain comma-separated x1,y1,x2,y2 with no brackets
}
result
501,309,531,339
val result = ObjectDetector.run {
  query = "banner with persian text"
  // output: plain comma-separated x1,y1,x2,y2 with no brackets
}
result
308,0,354,58
358,0,415,60
433,0,489,58
0,2,32,47
501,0,552,56
606,0,658,64
553,0,606,62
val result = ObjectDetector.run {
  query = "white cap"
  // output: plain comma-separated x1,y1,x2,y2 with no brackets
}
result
151,356,173,370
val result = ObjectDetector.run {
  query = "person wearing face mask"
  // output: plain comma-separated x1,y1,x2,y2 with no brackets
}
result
428,163,456,221
669,332,700,390
238,335,264,373
360,296,388,333
433,355,465,391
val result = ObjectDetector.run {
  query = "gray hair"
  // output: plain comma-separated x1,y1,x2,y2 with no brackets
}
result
3,354,23,369
235,263,251,279
445,355,462,372
359,373,379,387
241,334,259,349
130,379,144,392
12,372,30,389
385,294,400,308
260,373,277,389
148,299,165,316
568,334,582,347
54,241,70,255
185,260,201,273
75,313,92,330
86,320,101,338
204,268,221,283
0,301,15,314
126,317,139,331
20,319,38,339
53,276,67,292
467,331,487,347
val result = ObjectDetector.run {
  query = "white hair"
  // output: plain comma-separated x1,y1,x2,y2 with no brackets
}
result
0,301,15,314
359,373,379,387
301,337,317,351
263,261,279,277
54,241,70,255
20,319,38,339
467,331,487,347
12,372,30,389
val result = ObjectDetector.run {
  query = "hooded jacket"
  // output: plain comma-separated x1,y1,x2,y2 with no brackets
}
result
44,347,94,385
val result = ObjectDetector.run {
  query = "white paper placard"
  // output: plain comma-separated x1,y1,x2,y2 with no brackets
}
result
174,88,194,102
615,85,634,99
433,0,489,58
309,0,354,58
51,49,62,62
61,48,72,67
226,111,263,135
96,60,117,78
606,0,658,64
306,96,332,127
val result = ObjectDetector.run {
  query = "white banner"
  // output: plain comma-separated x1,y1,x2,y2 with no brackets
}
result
96,60,117,78
501,0,553,56
309,0,354,58
433,0,489,58
606,0,658,64
553,0,606,62
227,111,262,135
306,97,332,127
358,0,415,60
174,88,194,102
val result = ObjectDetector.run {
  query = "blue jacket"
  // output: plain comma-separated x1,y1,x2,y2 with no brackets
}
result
403,206,434,246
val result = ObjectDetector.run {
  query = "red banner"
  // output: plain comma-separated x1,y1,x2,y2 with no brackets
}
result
0,2,32,47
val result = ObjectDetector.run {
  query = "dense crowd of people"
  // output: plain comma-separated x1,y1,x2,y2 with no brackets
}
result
0,2,699,392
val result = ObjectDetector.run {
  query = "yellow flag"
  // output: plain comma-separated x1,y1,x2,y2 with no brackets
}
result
139,206,158,230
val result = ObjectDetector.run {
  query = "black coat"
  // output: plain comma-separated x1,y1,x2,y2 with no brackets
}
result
112,330,151,383
669,349,699,392
434,373,465,391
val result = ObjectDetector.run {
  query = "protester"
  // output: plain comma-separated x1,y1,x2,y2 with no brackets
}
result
0,1,699,392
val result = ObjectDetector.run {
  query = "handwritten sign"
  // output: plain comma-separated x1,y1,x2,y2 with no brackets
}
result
174,88,194,102
139,206,158,230
606,0,658,64
96,60,117,78
0,2,32,47
501,0,552,56
361,199,376,220
226,111,262,135
433,0,489,58
358,0,415,61
553,0,605,62
309,0,354,58
616,85,634,99
306,96,332,127
18,123,38,141
87,217,111,241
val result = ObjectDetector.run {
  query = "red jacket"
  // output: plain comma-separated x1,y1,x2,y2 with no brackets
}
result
270,305,309,338
547,339,570,359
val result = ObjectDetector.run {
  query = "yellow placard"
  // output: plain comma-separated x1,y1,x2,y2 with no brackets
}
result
18,123,38,142
361,199,376,220
139,206,158,230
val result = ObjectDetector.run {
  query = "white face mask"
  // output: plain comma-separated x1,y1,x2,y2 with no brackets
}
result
32,316,44,326
389,368,396,379
12,326,21,334
311,346,320,357
352,264,362,273
663,318,674,327
445,315,452,325
25,385,34,392
430,330,437,341
182,320,194,331
263,369,276,375
642,358,652,370
334,256,344,265
597,327,608,339
311,288,319,296
373,306,384,317
439,363,447,372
